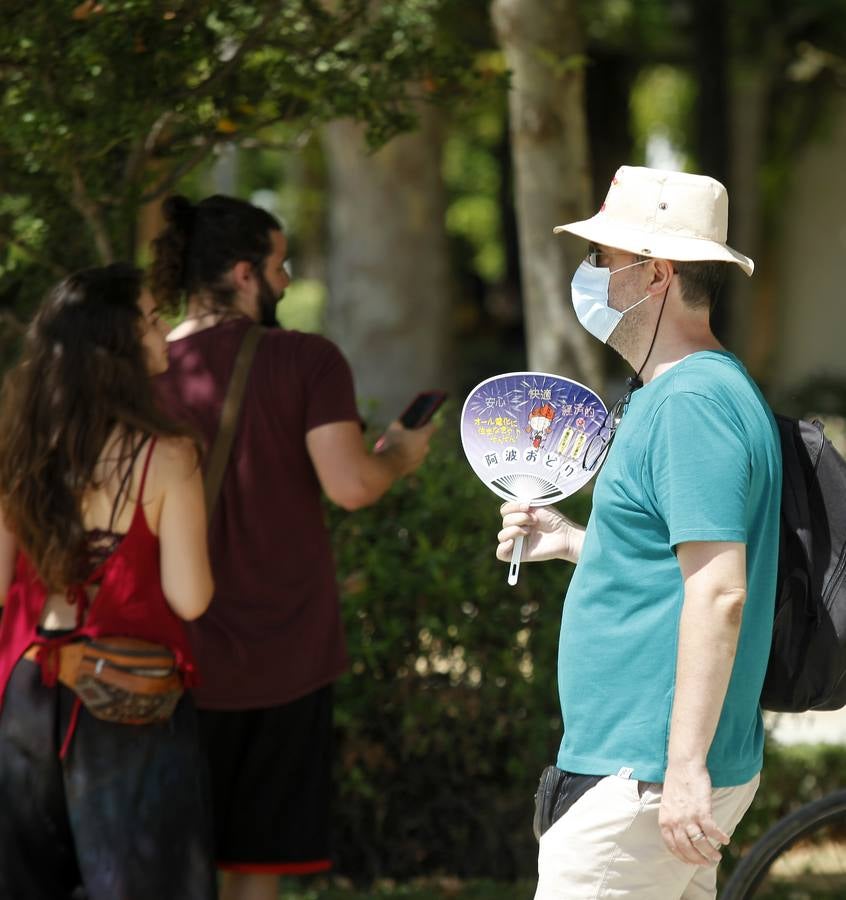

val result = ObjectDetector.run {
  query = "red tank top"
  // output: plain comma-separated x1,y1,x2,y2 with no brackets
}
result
0,437,199,720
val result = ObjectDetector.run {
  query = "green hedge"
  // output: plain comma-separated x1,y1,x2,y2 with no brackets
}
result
327,424,590,881
719,741,846,884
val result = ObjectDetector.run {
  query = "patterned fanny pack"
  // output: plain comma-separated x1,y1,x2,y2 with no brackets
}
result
26,636,183,725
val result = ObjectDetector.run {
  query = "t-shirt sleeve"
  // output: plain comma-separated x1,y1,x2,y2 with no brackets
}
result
297,334,362,432
643,390,750,547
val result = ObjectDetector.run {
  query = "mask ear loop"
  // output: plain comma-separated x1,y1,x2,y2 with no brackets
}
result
628,282,670,391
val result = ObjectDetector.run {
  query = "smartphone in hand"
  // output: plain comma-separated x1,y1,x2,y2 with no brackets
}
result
374,390,447,451
399,390,448,429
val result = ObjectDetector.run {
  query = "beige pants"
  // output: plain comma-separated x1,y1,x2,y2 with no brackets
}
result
535,773,759,899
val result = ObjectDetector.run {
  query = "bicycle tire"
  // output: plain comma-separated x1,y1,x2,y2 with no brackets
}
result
721,789,846,899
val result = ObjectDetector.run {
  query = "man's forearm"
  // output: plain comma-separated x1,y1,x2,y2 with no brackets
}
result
333,447,407,511
667,587,746,767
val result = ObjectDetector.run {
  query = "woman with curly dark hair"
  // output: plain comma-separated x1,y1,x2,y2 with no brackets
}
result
0,264,216,899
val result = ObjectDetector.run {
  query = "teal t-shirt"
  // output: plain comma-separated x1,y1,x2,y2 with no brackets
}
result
556,351,781,787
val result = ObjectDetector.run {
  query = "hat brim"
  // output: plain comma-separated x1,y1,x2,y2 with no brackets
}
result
553,217,754,277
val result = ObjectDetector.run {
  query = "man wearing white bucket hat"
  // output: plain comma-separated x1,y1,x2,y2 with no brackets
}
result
497,166,781,899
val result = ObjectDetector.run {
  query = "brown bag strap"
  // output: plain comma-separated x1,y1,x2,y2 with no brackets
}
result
204,323,264,521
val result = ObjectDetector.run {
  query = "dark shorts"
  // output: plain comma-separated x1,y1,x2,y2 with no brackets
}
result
197,684,334,874
0,657,216,900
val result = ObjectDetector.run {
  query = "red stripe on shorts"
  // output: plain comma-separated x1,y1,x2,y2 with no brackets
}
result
217,859,333,875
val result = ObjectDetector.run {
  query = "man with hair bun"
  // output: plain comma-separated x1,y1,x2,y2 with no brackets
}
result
152,194,433,900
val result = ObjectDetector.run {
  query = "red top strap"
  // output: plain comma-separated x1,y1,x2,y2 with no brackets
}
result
137,436,158,505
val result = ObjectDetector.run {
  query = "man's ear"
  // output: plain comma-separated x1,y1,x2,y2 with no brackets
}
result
647,258,674,295
230,260,255,289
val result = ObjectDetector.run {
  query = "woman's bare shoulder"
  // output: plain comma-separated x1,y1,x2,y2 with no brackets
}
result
149,435,201,484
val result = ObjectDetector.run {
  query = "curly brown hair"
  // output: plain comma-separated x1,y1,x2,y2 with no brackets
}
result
0,264,189,591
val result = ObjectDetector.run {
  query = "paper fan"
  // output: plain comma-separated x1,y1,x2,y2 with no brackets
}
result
460,372,607,585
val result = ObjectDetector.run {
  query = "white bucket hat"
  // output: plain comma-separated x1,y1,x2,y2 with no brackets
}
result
553,166,754,276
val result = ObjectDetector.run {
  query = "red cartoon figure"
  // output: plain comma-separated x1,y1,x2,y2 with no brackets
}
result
526,403,556,449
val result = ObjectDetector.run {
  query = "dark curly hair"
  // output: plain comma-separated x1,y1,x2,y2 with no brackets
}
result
0,264,189,590
150,194,281,314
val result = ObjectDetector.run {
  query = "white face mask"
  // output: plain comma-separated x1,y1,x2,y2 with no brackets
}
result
570,258,651,344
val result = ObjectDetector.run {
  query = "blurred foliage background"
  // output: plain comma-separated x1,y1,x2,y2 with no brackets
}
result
5,0,846,408
4,0,846,893
327,422,590,882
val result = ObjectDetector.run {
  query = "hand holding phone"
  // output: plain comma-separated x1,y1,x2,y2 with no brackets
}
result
399,390,448,429
374,390,447,452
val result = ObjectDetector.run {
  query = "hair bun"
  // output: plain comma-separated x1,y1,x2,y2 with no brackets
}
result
162,195,196,232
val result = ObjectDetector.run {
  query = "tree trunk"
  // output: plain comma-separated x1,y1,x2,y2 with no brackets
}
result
693,0,730,187
584,49,635,210
491,0,602,388
135,196,165,265
728,54,779,381
692,0,732,341
322,106,452,424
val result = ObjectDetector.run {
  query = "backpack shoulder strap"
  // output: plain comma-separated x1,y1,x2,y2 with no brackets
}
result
776,414,818,566
204,324,264,521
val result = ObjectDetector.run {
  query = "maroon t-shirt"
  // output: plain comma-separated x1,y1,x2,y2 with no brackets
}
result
156,317,360,709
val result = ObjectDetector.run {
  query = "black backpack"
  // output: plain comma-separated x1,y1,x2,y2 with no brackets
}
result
760,415,846,712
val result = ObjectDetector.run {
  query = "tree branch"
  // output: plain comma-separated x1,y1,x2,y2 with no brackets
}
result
237,131,312,152
139,106,311,204
69,167,114,263
139,138,221,204
175,1,280,103
259,5,369,59
0,311,26,338
125,2,286,198
37,64,114,263
0,230,69,278
120,110,179,202
127,3,352,185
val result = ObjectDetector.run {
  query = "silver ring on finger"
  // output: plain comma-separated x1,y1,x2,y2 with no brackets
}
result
688,830,706,842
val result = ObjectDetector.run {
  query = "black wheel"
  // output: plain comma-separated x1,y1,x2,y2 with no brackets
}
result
721,790,846,899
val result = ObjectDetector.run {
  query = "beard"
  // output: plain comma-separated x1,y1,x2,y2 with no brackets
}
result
606,303,648,362
257,273,282,328
606,288,667,373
